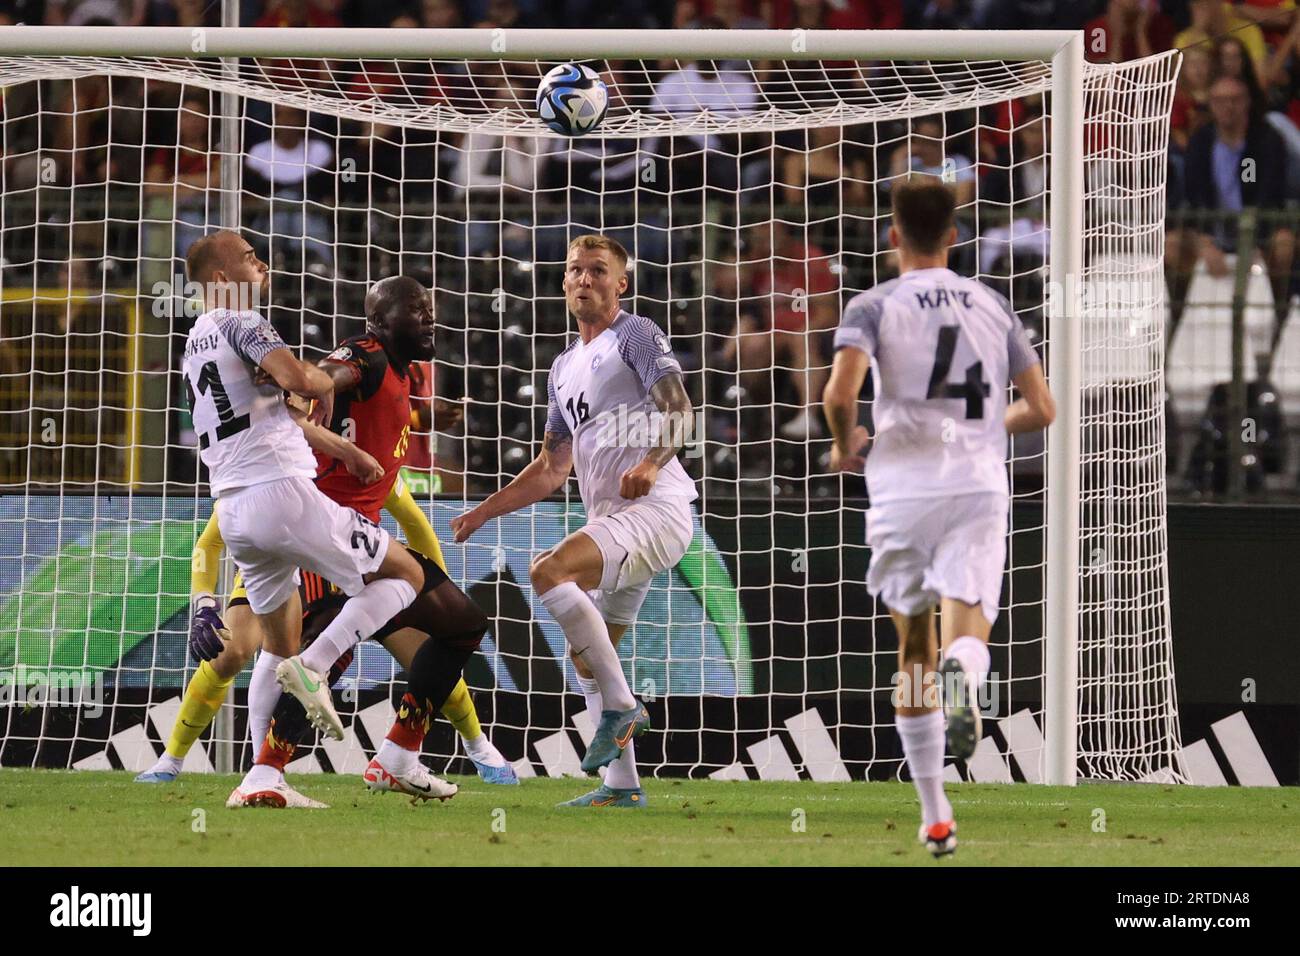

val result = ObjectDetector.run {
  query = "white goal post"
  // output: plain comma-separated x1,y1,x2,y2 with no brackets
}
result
0,26,1181,787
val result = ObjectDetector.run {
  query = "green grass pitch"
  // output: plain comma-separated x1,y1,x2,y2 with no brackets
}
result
1,769,1296,866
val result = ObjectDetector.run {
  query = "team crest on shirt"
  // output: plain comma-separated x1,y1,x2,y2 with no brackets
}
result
590,354,602,371
327,346,352,362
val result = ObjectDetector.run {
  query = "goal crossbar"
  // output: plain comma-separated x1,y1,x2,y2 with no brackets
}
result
0,26,1083,62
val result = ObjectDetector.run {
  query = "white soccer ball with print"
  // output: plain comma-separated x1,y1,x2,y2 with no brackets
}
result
536,63,608,137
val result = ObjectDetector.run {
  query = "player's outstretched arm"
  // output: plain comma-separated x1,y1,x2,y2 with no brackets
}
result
823,347,872,473
1006,363,1056,434
284,400,384,485
619,372,693,499
260,347,333,399
260,348,336,424
451,430,573,542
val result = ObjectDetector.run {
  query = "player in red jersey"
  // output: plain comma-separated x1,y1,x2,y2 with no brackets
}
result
229,276,497,805
311,333,412,523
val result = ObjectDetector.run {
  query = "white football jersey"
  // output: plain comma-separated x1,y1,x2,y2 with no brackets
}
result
182,308,317,497
834,267,1039,505
546,309,698,517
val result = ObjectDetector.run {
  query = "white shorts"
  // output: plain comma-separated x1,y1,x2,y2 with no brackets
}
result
865,492,1007,625
216,476,391,614
579,496,695,626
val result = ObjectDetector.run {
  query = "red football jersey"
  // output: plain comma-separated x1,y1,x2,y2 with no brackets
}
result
314,334,411,522
406,359,435,471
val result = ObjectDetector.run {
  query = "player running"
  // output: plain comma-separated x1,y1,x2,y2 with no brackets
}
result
822,180,1055,857
452,234,698,809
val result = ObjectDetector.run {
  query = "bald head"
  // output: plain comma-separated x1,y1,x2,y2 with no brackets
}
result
185,230,269,314
365,276,426,323
186,229,242,287
366,276,435,364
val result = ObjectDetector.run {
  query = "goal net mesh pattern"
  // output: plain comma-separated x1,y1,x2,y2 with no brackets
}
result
0,45,1183,784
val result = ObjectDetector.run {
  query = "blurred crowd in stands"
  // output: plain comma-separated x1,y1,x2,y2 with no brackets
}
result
2,0,1299,497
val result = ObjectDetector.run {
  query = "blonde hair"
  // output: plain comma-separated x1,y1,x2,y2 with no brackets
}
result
567,234,629,271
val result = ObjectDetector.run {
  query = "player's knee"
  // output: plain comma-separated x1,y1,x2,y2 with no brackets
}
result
446,597,489,652
211,605,258,679
210,646,250,681
529,547,553,575
529,551,569,594
383,545,425,593
465,605,489,645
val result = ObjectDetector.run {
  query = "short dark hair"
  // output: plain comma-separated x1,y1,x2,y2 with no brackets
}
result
891,179,957,255
185,230,237,286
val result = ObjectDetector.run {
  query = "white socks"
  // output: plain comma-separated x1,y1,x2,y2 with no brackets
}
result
897,710,953,827
604,739,640,790
463,733,506,767
540,583,634,711
375,738,416,775
242,762,281,791
576,674,602,730
577,674,639,790
945,635,990,693
150,753,183,776
300,577,418,674
897,641,986,829
578,674,607,781
248,651,284,755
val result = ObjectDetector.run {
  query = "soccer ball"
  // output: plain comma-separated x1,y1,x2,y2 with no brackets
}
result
535,63,608,137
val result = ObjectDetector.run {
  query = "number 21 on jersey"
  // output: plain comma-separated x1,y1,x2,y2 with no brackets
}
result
185,361,251,449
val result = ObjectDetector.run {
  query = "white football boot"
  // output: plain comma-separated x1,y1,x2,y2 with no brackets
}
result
918,820,958,858
363,757,458,803
275,655,344,741
225,782,329,809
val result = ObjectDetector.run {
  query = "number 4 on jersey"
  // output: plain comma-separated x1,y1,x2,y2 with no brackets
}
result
926,325,990,420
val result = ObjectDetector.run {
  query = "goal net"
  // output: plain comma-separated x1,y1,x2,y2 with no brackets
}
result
0,28,1183,784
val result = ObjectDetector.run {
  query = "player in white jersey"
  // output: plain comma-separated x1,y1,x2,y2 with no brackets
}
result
452,234,698,808
180,230,426,788
823,181,1056,857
